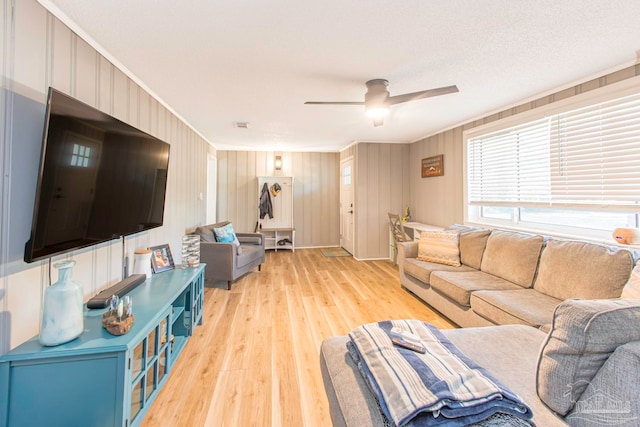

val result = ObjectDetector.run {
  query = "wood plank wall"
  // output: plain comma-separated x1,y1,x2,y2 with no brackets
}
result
354,143,410,260
216,151,340,248
0,0,211,353
410,64,640,227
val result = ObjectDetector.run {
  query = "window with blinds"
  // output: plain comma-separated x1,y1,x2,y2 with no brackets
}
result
466,89,640,237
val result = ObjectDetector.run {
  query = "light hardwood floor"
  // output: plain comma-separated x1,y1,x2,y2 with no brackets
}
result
142,248,454,427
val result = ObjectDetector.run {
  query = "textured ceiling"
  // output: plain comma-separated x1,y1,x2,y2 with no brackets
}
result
41,0,640,152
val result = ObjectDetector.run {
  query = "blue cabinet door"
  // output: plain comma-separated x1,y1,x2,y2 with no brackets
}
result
4,353,125,427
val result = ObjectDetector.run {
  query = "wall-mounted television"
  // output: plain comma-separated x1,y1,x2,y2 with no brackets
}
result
24,88,170,263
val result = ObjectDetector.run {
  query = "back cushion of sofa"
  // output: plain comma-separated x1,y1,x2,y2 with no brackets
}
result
195,226,216,242
534,239,634,301
459,229,491,269
480,230,544,288
566,340,640,426
536,299,640,416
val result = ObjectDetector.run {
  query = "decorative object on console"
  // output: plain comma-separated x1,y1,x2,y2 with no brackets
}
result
133,249,153,278
612,227,640,244
101,295,134,336
401,205,411,222
39,260,84,346
149,244,175,273
181,234,201,267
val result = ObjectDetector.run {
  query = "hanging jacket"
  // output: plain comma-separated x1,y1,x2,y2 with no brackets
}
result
259,182,273,219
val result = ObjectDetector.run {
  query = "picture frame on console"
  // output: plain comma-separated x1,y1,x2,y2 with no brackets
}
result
149,244,175,273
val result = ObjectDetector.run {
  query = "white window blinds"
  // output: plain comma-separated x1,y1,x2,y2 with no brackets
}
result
468,92,640,211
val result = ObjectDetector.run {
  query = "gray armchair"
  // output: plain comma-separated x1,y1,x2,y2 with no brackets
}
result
194,221,265,290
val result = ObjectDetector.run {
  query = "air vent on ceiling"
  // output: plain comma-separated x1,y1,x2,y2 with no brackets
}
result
233,121,250,129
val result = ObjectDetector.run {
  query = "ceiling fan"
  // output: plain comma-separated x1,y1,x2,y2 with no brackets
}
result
305,79,459,126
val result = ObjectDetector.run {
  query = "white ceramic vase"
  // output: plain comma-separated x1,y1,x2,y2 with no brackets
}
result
133,249,153,278
39,260,84,346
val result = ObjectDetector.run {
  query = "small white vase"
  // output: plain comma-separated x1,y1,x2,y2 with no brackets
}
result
133,249,153,278
39,260,84,346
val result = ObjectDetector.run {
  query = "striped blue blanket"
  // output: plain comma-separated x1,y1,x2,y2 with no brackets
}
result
347,320,534,426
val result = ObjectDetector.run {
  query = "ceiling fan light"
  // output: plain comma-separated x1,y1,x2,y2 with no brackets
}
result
366,106,390,119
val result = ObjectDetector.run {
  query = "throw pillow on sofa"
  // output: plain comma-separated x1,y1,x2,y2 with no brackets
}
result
213,222,241,248
536,298,640,416
417,231,461,266
621,262,640,299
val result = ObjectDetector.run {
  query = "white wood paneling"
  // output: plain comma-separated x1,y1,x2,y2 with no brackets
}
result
353,143,410,260
217,151,340,248
0,0,211,354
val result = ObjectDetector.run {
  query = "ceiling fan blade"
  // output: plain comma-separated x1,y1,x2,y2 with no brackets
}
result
304,101,365,105
388,85,459,105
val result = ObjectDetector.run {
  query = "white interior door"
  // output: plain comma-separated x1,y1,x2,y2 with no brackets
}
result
340,157,354,254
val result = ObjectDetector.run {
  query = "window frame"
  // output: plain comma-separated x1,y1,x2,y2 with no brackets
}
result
463,74,640,242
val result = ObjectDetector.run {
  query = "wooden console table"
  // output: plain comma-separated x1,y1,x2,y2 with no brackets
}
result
0,265,205,427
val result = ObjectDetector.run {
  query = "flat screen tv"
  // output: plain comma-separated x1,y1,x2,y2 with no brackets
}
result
24,88,170,263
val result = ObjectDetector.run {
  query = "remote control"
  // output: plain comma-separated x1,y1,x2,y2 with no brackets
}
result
390,327,422,345
391,336,426,353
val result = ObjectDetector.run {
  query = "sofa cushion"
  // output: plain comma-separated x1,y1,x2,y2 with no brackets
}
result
445,326,568,427
429,271,522,307
236,244,261,268
403,258,475,284
534,239,634,301
459,229,491,269
320,336,389,427
536,299,640,416
195,226,217,243
621,262,640,299
480,230,544,288
417,230,461,266
565,340,640,426
471,289,561,328
213,222,240,247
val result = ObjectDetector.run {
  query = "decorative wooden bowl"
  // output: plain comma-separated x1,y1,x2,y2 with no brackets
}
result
102,310,134,336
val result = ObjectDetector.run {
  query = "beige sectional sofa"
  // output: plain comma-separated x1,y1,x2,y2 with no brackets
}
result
321,226,640,426
398,227,636,330
321,299,640,426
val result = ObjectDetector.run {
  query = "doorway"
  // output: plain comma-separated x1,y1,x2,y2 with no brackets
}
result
340,157,354,254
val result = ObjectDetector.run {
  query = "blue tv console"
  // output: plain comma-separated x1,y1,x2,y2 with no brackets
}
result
0,264,205,427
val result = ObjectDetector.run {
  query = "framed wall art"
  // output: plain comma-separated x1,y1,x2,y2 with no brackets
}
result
421,155,444,178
